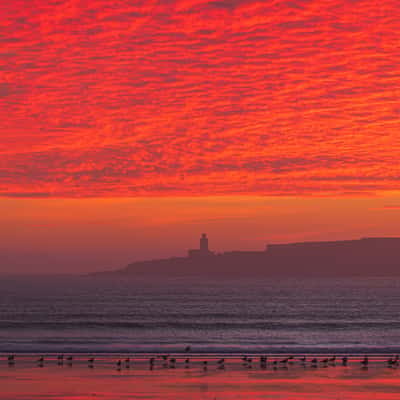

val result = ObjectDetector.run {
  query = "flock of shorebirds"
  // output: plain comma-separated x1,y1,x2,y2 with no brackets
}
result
4,352,400,370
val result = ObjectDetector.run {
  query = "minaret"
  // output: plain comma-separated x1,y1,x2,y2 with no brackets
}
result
200,233,209,253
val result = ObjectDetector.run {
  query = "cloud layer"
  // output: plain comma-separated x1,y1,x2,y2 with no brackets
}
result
1,0,400,197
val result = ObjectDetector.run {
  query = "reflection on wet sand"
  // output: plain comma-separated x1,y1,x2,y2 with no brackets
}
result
1,354,400,400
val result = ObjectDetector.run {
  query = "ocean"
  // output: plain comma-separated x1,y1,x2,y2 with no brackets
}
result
1,276,400,355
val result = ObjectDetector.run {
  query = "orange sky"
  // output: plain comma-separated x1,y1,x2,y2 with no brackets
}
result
0,0,400,273
1,194,400,273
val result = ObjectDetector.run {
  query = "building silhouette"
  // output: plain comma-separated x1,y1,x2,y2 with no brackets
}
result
200,233,209,252
188,233,214,258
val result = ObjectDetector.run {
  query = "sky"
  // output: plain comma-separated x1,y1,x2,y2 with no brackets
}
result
0,0,400,273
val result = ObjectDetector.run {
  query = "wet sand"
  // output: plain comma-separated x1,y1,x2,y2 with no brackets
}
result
1,355,400,400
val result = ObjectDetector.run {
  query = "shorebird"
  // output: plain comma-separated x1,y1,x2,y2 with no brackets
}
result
8,355,15,362
361,356,368,367
37,356,44,363
162,355,169,361
217,358,225,365
342,356,348,366
311,358,318,367
116,360,122,369
387,355,399,367
299,356,306,363
217,362,225,370
57,354,64,361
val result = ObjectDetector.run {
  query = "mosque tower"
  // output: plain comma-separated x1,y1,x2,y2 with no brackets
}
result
188,233,214,258
200,233,209,253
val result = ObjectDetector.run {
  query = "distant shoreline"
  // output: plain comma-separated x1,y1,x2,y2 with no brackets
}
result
94,237,400,278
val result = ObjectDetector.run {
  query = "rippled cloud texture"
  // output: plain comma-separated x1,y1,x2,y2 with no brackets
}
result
1,0,400,197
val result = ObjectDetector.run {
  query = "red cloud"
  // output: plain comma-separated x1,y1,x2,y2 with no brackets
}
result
1,0,400,197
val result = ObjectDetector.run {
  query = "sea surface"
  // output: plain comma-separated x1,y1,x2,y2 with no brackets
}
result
1,276,400,354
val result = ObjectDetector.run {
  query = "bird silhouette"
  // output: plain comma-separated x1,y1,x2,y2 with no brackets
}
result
387,355,399,367
361,356,368,367
311,358,318,367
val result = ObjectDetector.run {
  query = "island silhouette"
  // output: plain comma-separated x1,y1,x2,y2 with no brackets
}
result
93,234,400,278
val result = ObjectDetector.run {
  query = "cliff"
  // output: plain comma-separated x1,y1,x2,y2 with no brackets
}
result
93,237,400,278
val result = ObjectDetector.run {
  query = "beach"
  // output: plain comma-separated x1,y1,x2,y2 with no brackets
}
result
2,354,400,400
2,277,400,399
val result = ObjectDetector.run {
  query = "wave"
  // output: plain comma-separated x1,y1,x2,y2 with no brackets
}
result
0,320,400,330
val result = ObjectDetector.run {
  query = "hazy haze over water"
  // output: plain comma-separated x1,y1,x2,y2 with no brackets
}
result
1,276,400,354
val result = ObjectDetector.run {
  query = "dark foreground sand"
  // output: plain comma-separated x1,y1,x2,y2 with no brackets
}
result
1,355,400,400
